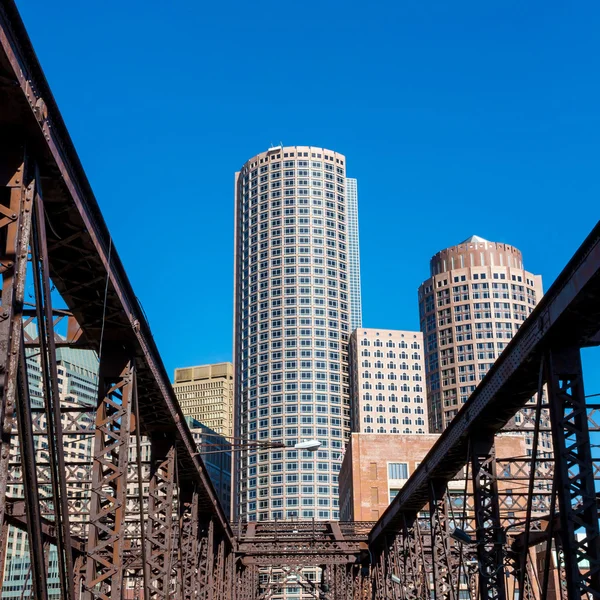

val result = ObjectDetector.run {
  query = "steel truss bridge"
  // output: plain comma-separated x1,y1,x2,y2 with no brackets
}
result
0,2,599,599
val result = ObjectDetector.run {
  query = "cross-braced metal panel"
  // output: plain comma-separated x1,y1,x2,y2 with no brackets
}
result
84,358,133,599
547,348,600,598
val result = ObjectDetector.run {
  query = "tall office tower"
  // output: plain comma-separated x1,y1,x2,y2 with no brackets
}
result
349,329,428,434
173,362,234,438
346,178,362,331
418,235,543,432
233,145,354,522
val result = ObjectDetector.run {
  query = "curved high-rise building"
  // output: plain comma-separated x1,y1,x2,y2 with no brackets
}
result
233,146,359,522
418,236,543,432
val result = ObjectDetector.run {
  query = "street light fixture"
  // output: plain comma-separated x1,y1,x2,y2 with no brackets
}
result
192,434,321,456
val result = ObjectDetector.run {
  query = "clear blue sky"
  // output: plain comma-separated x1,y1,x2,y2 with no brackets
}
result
15,0,599,391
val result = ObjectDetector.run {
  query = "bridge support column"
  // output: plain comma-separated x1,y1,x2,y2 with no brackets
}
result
145,436,176,599
30,163,76,600
178,488,199,599
0,148,35,560
195,519,212,599
546,348,600,598
84,354,134,599
402,513,427,600
429,479,456,600
471,433,506,600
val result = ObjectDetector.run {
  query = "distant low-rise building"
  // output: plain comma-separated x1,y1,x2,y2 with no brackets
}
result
173,362,234,438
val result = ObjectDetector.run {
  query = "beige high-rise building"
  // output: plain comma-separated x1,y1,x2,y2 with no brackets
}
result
418,235,544,432
233,145,360,524
173,362,234,438
349,328,428,435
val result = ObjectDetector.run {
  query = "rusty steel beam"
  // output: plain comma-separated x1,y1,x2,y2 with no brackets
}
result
30,166,76,600
428,481,456,600
4,500,86,553
84,356,134,600
178,490,199,600
0,150,34,545
471,435,506,600
547,348,600,598
15,330,49,600
145,437,176,599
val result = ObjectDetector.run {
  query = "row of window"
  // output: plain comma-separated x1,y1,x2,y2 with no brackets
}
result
364,426,426,434
361,366,421,377
362,393,424,402
360,339,420,349
364,416,426,425
361,354,420,365
363,405,425,414
363,380,423,389
244,509,339,521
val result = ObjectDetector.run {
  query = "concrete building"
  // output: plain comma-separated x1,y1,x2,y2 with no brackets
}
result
418,236,544,432
233,146,359,522
173,362,234,438
349,329,428,435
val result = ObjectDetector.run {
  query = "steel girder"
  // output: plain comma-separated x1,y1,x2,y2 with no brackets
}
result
547,348,600,598
83,356,134,599
471,435,506,600
145,438,177,598
178,490,199,599
0,151,34,557
429,481,456,600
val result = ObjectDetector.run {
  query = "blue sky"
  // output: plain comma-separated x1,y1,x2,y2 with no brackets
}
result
15,0,599,391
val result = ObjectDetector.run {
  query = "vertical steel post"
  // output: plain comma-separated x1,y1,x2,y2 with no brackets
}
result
83,355,134,600
30,166,75,600
546,348,600,598
402,513,426,600
179,489,199,600
0,152,34,559
205,519,215,600
73,554,86,600
195,520,211,599
15,332,48,600
429,480,456,600
145,436,176,599
132,375,150,595
471,433,506,600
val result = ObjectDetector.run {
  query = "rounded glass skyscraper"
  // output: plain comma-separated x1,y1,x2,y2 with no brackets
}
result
233,146,354,522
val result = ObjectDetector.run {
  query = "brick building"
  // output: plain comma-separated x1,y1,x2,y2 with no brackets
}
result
339,432,531,522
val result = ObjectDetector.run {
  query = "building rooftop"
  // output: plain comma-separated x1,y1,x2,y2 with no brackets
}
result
459,235,490,244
